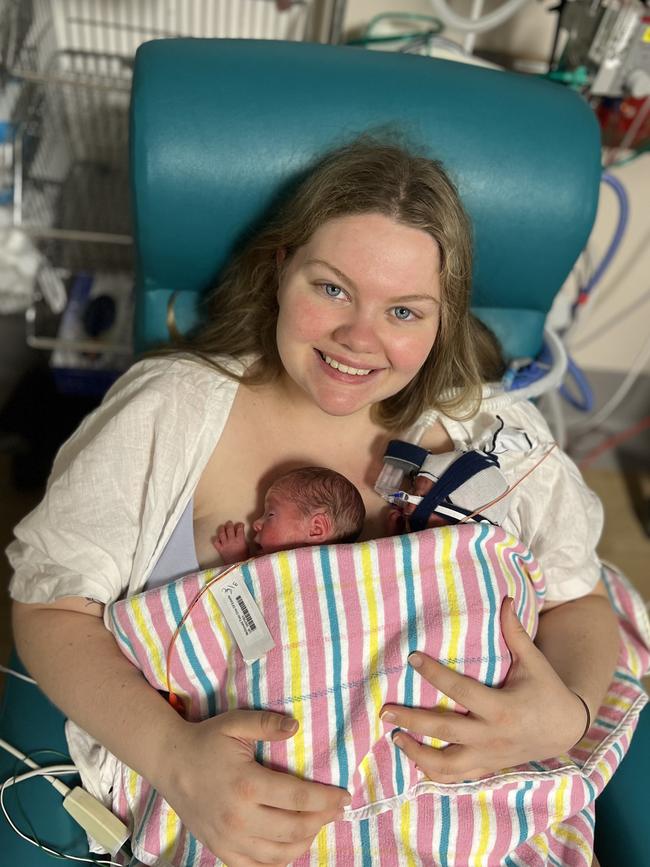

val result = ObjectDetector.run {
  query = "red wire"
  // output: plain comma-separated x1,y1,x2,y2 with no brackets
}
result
578,416,650,470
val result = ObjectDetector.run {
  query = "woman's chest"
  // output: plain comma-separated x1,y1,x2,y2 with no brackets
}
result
192,396,392,565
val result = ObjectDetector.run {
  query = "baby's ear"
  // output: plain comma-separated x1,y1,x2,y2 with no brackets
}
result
309,512,333,539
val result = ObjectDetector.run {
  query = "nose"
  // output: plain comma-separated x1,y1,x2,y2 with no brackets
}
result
252,517,263,534
333,311,380,355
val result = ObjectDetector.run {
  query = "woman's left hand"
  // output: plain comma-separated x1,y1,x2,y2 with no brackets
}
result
379,597,589,783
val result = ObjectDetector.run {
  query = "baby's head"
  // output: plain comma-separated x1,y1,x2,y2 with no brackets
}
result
253,466,365,555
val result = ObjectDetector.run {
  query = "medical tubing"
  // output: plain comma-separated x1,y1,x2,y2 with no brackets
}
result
572,174,629,313
559,355,594,412
427,0,530,33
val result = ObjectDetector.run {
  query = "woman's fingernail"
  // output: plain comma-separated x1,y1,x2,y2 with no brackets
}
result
408,652,423,668
392,733,404,749
340,793,352,807
281,717,299,732
380,710,397,723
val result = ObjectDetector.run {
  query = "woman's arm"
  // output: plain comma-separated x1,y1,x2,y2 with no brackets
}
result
13,598,350,867
379,585,620,781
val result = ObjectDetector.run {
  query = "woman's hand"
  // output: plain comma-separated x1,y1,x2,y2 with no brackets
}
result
379,598,590,783
154,709,351,867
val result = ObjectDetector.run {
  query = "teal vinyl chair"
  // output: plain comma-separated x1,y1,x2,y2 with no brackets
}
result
1,37,647,866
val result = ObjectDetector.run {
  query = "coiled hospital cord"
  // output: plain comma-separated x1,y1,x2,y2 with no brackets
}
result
0,737,130,861
569,174,629,322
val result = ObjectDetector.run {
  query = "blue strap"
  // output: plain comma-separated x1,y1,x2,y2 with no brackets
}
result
409,451,498,531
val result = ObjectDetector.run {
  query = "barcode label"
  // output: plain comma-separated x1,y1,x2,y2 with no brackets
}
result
210,574,275,661
235,594,256,634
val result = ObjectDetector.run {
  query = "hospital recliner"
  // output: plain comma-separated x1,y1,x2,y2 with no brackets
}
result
1,37,648,866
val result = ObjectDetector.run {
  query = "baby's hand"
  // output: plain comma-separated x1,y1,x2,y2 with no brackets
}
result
212,521,249,564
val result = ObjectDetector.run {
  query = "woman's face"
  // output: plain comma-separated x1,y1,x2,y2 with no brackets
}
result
276,213,441,418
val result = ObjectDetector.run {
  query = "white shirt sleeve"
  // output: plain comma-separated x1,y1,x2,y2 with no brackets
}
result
7,356,237,605
442,400,604,603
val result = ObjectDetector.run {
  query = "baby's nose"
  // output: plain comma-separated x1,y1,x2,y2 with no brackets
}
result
252,517,263,534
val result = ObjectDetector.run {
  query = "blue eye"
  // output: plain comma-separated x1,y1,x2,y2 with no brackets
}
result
323,283,343,298
393,306,414,321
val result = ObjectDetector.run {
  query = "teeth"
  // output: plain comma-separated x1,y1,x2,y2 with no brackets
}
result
323,354,371,376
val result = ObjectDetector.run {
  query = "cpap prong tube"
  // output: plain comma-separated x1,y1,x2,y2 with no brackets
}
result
374,416,435,500
383,490,424,508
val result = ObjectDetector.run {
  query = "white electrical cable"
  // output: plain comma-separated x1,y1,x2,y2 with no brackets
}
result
428,0,530,33
0,737,70,795
570,332,650,434
0,664,37,685
0,768,122,866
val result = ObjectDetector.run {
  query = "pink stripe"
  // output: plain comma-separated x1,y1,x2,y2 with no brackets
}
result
299,546,332,784
453,792,478,864
335,543,368,807
253,554,288,773
376,804,399,865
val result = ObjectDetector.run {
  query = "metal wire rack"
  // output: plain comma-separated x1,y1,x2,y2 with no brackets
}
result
0,0,346,368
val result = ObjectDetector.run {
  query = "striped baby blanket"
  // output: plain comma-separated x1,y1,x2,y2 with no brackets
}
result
107,524,650,866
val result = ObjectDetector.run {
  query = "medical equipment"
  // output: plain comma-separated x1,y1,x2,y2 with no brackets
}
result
0,720,129,862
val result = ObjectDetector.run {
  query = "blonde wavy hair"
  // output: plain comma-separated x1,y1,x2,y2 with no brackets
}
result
163,135,504,430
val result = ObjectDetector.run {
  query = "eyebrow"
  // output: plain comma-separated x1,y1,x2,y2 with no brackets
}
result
304,258,439,305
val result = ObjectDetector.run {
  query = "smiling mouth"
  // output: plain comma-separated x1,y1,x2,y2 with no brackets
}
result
316,350,373,377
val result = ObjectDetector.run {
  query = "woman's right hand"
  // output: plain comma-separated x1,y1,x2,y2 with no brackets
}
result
154,709,351,867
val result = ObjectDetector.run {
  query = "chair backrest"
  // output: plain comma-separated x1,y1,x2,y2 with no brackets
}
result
130,38,601,359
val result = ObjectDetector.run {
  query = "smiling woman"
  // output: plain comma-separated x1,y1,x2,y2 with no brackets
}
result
275,213,442,418
8,135,622,867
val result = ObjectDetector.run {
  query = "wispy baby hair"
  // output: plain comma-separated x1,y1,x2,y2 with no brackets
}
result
271,466,365,544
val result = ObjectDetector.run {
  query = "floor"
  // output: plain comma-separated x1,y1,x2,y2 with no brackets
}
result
1,458,649,698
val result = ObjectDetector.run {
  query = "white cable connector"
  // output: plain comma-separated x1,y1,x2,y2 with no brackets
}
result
62,786,130,855
0,737,130,855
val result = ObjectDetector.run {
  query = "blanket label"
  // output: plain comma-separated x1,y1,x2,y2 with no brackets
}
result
210,576,275,661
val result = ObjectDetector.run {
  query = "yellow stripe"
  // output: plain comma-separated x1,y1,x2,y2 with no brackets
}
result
440,526,460,708
316,822,329,864
278,551,305,775
552,822,593,862
128,767,138,799
161,806,181,860
399,799,417,867
130,596,166,685
473,789,491,862
528,830,550,859
361,542,382,743
553,773,568,822
603,694,633,711
358,753,377,804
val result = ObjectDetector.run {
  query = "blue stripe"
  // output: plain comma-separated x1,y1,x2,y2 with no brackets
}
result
359,818,372,867
134,787,159,852
108,605,135,658
393,736,404,796
185,832,197,866
320,547,348,788
616,671,642,686
439,795,450,867
548,852,564,867
168,582,216,717
473,523,497,686
583,777,597,803
580,806,595,829
504,857,519,867
612,741,623,763
401,534,417,703
514,779,533,845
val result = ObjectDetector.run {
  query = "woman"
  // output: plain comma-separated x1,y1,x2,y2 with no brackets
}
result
9,139,619,866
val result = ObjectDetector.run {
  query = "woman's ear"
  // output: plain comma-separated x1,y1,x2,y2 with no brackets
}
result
308,512,333,540
276,248,287,267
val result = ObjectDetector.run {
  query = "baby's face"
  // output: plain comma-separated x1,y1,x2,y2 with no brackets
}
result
252,488,314,555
